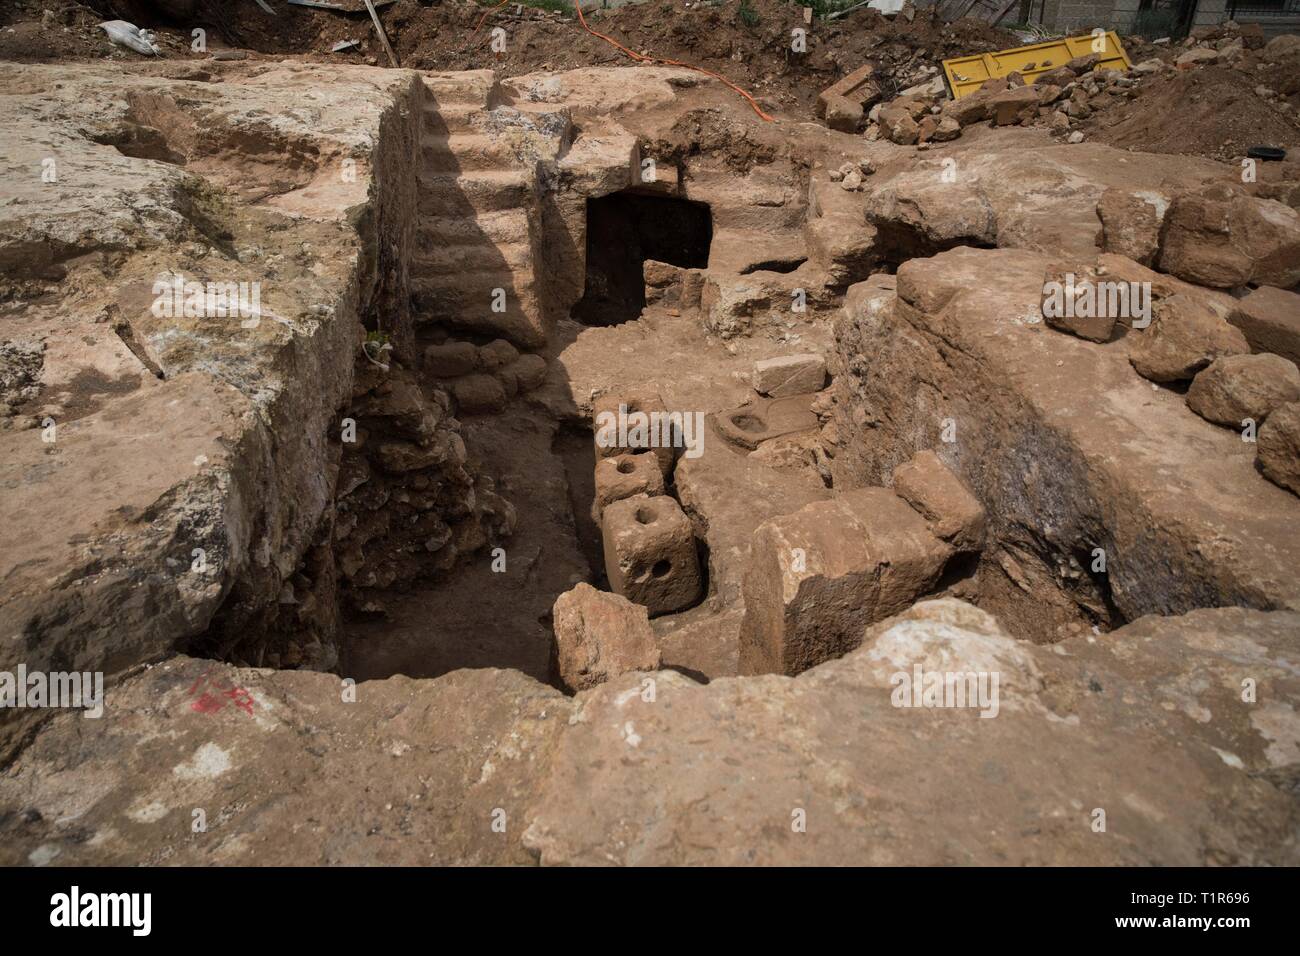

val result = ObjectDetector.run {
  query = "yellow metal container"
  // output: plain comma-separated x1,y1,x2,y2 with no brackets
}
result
942,31,1132,99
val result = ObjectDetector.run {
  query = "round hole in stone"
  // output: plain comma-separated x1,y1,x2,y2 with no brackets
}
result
616,459,636,474
731,413,766,433
635,505,656,525
651,559,671,578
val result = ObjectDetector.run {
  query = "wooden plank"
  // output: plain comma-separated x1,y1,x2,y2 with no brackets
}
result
363,0,399,67
989,0,1020,23
949,0,983,21
825,0,874,21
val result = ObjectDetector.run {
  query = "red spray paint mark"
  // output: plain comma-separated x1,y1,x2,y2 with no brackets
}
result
187,668,255,717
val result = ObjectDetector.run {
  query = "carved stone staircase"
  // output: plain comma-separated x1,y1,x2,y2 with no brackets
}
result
412,71,567,349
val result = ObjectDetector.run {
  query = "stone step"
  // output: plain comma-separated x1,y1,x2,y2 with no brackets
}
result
421,69,498,108
417,208,532,246
417,170,535,217
420,132,513,173
411,239,533,278
422,102,480,135
411,267,535,300
412,273,546,348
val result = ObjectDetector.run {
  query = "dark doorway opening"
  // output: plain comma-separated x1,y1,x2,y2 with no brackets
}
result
572,191,712,327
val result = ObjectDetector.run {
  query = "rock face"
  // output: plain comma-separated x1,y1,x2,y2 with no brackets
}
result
522,602,1300,865
1157,185,1300,288
1186,354,1300,428
335,358,513,611
551,583,661,692
410,76,569,350
862,142,1187,264
4,601,1299,866
0,658,572,866
1129,293,1250,383
0,62,432,756
1258,401,1300,496
738,488,951,676
831,247,1300,621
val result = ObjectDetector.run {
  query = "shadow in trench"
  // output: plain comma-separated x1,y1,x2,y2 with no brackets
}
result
572,190,712,327
337,88,599,685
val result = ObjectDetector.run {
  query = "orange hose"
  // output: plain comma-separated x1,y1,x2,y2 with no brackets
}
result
469,0,512,44
655,55,775,122
464,0,775,123
573,0,650,62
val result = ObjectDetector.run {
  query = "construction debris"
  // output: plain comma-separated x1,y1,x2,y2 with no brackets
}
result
942,30,1132,98
97,19,159,56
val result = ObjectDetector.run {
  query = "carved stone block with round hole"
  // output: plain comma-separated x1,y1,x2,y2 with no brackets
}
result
601,494,702,616
592,452,665,524
591,388,677,476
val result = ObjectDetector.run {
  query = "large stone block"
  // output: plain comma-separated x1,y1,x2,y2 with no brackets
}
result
592,387,676,475
738,488,952,676
1129,293,1249,383
593,452,665,523
424,340,479,378
752,353,827,397
1186,353,1300,428
551,583,661,692
823,94,863,133
988,85,1040,126
890,450,986,552
1258,400,1300,497
1157,184,1300,288
602,495,702,616
451,373,507,414
816,63,879,119
1228,286,1300,368
1040,261,1127,343
1096,188,1166,266
878,103,920,145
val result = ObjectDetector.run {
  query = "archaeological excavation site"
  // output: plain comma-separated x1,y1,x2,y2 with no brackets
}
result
1,0,1299,879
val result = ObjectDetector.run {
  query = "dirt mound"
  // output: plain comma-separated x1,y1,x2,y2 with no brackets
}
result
1088,65,1300,163
647,107,785,173
381,0,1018,111
2,0,1019,116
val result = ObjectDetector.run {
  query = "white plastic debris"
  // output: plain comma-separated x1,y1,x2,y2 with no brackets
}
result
99,20,160,56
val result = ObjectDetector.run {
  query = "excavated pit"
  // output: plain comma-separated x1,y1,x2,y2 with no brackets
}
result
3,55,1300,867
159,81,1165,682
